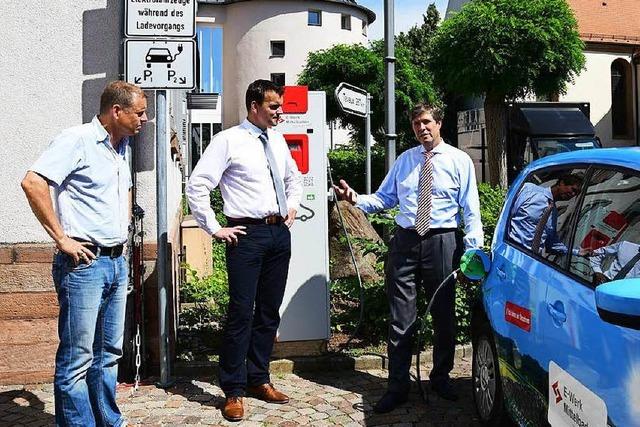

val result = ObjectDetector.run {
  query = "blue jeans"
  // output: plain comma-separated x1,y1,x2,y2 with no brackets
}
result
51,252,128,427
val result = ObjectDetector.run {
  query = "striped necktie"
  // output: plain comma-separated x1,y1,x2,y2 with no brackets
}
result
259,131,288,218
415,150,435,236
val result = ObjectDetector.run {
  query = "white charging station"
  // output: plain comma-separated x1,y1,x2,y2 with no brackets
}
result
276,88,330,342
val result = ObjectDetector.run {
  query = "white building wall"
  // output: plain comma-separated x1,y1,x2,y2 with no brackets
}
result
560,50,636,147
198,0,369,128
1,1,184,244
1,1,121,243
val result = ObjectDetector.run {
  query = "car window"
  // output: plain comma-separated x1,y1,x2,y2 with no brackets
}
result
507,167,587,268
569,168,640,286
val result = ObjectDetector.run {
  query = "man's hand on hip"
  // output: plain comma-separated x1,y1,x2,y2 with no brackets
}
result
285,208,297,228
57,236,97,265
214,226,247,246
332,179,358,204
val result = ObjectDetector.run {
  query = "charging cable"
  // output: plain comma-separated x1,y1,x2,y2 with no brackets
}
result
327,156,365,348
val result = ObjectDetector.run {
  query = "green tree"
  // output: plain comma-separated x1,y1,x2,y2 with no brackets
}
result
397,3,440,70
298,42,439,151
428,0,585,187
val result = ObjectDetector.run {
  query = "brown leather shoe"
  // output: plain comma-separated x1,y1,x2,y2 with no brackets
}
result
247,383,289,404
222,396,244,422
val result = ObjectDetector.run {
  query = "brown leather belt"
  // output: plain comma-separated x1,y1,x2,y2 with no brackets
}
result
226,215,283,225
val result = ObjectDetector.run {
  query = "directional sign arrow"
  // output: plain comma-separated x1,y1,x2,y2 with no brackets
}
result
335,82,368,118
179,77,186,84
134,77,142,84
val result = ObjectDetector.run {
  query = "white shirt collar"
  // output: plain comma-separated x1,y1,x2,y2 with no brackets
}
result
91,116,109,144
240,119,268,140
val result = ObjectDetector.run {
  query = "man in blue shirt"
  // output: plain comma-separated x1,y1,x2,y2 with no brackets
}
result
334,103,483,413
21,81,148,427
509,174,582,255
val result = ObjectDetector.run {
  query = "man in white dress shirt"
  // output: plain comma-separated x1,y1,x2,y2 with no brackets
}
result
186,79,302,422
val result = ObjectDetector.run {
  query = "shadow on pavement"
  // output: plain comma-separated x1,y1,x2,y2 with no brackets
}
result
155,378,226,410
0,390,54,426
297,364,479,426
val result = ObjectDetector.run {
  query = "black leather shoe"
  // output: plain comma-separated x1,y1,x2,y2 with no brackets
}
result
432,381,459,401
373,391,408,413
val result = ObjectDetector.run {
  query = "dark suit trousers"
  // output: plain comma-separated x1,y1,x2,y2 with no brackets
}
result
219,222,291,397
385,227,462,394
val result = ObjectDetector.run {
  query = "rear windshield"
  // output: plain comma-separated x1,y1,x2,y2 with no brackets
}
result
533,138,599,158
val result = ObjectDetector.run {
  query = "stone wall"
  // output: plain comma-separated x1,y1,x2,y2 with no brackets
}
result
0,244,57,384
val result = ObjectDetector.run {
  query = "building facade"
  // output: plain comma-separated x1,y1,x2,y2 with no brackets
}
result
197,0,374,128
561,0,640,148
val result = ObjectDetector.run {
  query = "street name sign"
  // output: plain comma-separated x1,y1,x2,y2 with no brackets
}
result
335,82,368,117
125,39,196,89
126,0,196,38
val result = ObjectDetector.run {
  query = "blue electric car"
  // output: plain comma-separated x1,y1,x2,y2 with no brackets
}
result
470,148,640,426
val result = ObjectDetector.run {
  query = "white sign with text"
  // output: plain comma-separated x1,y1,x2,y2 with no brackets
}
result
548,361,607,427
126,0,196,38
335,82,368,117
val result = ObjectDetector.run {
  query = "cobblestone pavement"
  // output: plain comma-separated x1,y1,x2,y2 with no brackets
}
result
0,358,480,426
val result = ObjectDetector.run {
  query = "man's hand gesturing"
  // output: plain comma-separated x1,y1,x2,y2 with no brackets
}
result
214,226,247,246
332,179,358,205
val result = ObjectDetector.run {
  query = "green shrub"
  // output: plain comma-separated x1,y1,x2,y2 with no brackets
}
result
328,145,386,194
180,187,229,329
478,182,507,248
329,183,505,346
180,249,229,328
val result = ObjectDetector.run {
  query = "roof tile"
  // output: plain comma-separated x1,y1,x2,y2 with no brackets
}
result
567,0,640,44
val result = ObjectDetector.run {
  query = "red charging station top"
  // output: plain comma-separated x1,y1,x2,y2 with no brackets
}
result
282,86,308,114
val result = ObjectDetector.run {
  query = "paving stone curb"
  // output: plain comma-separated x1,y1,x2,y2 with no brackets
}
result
175,344,472,376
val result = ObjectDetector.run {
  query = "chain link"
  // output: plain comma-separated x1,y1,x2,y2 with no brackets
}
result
134,324,141,391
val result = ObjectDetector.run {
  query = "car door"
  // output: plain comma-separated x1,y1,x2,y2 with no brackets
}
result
542,166,640,427
488,166,588,425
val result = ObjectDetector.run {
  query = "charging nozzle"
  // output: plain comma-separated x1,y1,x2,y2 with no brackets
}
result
459,248,491,281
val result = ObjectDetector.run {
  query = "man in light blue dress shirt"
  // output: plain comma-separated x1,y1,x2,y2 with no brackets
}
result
334,103,483,413
21,81,148,427
508,175,582,254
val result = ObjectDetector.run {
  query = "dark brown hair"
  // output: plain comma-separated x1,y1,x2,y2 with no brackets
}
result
245,79,285,111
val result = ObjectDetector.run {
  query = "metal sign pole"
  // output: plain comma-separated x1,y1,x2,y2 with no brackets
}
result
384,0,396,171
365,94,372,194
124,0,196,388
156,90,172,387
